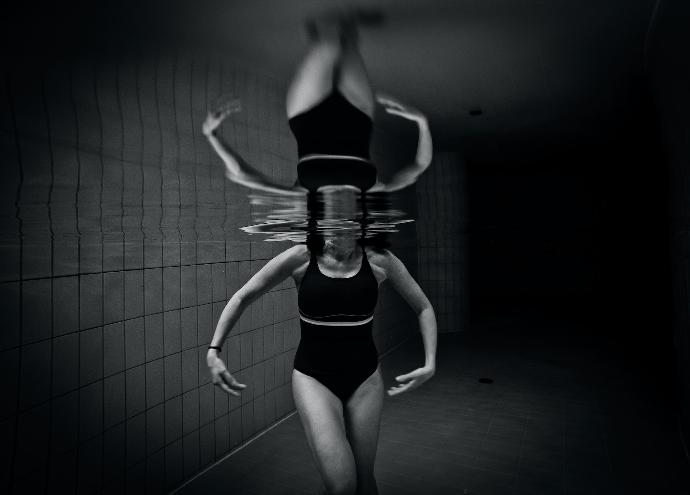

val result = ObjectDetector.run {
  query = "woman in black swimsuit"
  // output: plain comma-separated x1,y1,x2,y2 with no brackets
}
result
202,11,433,195
207,227,437,495
208,188,437,495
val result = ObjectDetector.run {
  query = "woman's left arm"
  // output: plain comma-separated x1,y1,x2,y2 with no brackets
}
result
380,250,438,395
369,95,433,193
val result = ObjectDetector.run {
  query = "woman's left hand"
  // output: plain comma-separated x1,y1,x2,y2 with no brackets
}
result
376,93,427,123
387,365,435,396
202,97,242,136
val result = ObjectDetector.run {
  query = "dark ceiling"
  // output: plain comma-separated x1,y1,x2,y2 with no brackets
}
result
185,0,658,151
6,0,659,152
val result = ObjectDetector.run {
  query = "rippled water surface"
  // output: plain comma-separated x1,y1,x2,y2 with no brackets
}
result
241,192,414,243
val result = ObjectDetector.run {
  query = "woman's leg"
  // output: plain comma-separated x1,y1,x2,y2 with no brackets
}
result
293,369,358,495
286,33,342,120
336,24,375,119
344,366,384,495
286,14,374,120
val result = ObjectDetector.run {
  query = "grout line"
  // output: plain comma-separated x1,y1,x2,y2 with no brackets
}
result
7,334,298,419
1,255,280,284
113,52,127,492
69,61,84,492
163,48,174,489
10,374,293,473
0,126,294,178
133,51,152,486
94,53,107,493
41,66,56,495
1,303,298,355
168,409,298,494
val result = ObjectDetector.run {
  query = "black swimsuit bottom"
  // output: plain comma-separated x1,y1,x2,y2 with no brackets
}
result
294,248,379,403
288,90,377,191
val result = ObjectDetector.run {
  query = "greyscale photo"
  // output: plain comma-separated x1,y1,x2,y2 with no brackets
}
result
2,1,689,494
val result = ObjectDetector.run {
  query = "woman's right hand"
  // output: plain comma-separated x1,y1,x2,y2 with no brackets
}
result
202,98,242,137
207,353,247,396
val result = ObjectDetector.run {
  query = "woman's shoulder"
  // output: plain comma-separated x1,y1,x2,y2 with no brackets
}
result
364,247,397,270
280,244,310,261
267,244,311,274
365,245,393,257
364,248,413,283
279,244,312,281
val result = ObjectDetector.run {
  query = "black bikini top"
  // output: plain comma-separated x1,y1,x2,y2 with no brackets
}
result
297,247,378,327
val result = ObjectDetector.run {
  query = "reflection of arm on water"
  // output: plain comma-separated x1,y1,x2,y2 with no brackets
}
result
202,97,307,196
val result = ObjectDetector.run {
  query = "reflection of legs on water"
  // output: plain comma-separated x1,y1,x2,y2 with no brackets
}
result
286,14,375,120
286,30,341,119
338,24,375,118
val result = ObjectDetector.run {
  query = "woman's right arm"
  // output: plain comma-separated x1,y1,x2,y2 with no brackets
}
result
203,101,306,197
207,244,308,395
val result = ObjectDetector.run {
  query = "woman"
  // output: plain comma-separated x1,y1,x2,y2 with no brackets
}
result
206,227,437,495
202,11,432,195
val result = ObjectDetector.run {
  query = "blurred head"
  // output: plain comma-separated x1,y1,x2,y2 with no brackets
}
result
318,185,359,240
306,186,362,253
239,188,397,252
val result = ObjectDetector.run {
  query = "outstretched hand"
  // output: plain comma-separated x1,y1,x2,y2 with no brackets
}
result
376,93,426,123
202,97,242,136
207,355,247,396
387,365,435,396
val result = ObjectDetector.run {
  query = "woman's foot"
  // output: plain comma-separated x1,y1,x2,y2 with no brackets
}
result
351,7,385,28
305,18,320,41
304,11,353,44
304,7,384,43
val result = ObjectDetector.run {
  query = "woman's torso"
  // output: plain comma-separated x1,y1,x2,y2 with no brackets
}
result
296,246,379,327
291,246,385,289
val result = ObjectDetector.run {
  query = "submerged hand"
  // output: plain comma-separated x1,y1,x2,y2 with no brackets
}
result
207,355,247,396
202,97,242,136
376,93,426,123
387,365,435,396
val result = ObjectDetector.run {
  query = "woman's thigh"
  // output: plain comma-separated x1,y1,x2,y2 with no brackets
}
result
292,369,357,493
344,366,384,481
336,45,375,118
286,42,340,119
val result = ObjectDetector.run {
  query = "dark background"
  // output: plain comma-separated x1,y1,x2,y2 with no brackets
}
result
2,0,689,493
